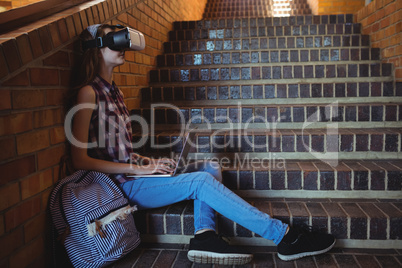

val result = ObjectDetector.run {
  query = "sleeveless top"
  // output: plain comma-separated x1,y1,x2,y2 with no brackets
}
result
87,75,133,183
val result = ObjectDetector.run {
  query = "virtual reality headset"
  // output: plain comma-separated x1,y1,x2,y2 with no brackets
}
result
82,25,145,51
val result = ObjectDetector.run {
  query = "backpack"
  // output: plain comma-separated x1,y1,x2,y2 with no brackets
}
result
49,170,141,268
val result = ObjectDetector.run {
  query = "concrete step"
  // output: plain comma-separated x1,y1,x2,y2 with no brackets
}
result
156,48,381,67
168,24,362,42
131,129,402,159
203,4,311,12
163,35,371,54
203,10,312,18
173,15,355,30
141,82,399,103
126,156,402,197
132,104,402,127
110,245,402,268
148,63,393,83
132,198,402,249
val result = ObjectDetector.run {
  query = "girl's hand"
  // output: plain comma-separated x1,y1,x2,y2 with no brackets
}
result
131,153,151,165
155,158,177,169
133,162,175,175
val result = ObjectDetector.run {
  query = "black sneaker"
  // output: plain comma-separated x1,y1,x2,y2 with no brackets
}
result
187,231,253,265
277,226,336,261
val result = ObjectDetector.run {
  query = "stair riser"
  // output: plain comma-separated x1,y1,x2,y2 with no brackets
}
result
132,132,402,155
133,200,402,242
157,48,381,67
164,36,371,54
169,24,361,42
203,10,312,18
133,105,402,126
142,82,400,102
204,5,311,12
174,15,354,30
149,63,392,83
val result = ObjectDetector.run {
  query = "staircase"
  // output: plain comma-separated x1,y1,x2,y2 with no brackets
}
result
131,0,402,251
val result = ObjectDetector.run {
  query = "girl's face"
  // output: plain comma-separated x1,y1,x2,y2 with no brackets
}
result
99,28,125,67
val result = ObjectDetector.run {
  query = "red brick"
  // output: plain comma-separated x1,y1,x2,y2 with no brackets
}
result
0,112,33,136
50,126,66,145
97,4,106,22
60,69,72,86
27,29,44,59
9,236,44,268
395,68,402,80
102,2,110,20
33,108,63,128
0,182,20,211
20,169,53,200
46,88,65,106
12,89,45,109
24,213,47,243
73,13,83,37
5,196,41,231
0,46,8,79
37,144,65,171
15,34,33,65
367,13,377,25
79,10,89,30
86,8,95,26
0,217,4,236
29,68,59,86
43,51,70,67
65,15,77,39
2,39,21,73
0,136,16,161
0,228,23,259
57,19,70,43
0,90,11,110
37,26,53,53
16,129,50,155
380,16,391,28
2,70,29,86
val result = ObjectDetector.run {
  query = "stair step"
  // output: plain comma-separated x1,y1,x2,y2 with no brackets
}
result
111,245,402,267
132,104,402,126
131,129,402,157
133,103,402,124
148,63,393,83
126,157,402,196
173,15,354,30
203,10,312,18
203,4,311,12
163,35,371,53
156,48,381,67
133,198,402,247
168,24,362,42
205,0,308,4
141,82,399,103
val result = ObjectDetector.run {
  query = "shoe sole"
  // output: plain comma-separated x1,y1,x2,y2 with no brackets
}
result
277,239,336,261
187,250,253,265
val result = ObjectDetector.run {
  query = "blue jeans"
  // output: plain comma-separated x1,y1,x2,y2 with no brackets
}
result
120,161,288,245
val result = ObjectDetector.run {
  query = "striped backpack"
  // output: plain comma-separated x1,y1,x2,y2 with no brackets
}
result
49,170,141,268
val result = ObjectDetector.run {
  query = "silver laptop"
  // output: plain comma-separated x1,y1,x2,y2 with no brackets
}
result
126,129,196,178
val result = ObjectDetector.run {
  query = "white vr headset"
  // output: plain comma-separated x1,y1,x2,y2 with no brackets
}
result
82,24,145,51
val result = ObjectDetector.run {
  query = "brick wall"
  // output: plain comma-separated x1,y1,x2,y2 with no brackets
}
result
306,0,365,15
355,0,402,82
0,0,207,267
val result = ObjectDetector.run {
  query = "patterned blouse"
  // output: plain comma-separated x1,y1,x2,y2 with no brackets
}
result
87,75,133,184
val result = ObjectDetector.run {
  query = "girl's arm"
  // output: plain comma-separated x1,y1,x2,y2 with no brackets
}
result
70,86,175,175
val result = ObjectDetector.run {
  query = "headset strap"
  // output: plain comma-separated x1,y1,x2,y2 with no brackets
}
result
82,24,125,50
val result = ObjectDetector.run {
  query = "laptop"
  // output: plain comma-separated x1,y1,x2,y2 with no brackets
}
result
126,129,196,178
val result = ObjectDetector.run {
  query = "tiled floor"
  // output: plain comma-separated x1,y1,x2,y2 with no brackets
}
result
111,243,402,268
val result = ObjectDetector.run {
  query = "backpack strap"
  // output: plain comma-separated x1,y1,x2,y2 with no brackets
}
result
49,170,91,268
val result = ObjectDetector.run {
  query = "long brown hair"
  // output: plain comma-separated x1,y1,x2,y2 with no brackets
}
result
65,24,116,112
